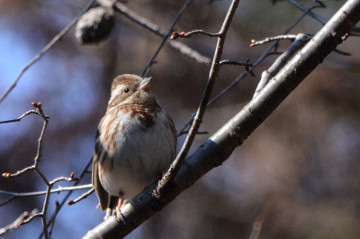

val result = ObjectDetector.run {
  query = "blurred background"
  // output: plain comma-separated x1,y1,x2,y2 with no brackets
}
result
1,0,360,238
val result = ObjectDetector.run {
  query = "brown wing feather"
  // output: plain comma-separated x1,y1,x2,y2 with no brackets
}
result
92,131,110,211
165,112,177,152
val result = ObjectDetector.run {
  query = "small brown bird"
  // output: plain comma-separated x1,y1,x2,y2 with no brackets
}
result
92,74,177,212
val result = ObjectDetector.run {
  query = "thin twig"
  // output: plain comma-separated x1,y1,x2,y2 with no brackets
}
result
113,2,211,65
0,110,44,124
218,59,254,74
1,103,79,239
287,0,360,35
248,217,264,239
27,103,51,238
171,30,222,40
180,130,208,135
253,33,311,97
2,166,35,178
38,157,93,239
176,42,276,137
33,106,49,167
157,0,241,195
49,172,78,185
18,213,43,227
39,174,77,238
287,0,328,25
48,201,61,237
141,0,194,77
0,209,39,236
0,184,93,198
0,196,16,207
2,103,49,179
218,59,252,66
41,187,53,238
334,48,351,56
177,112,196,137
0,0,95,104
67,188,95,206
250,34,298,47
176,0,322,136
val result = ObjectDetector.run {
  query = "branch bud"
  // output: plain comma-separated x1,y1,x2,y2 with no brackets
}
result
2,172,11,178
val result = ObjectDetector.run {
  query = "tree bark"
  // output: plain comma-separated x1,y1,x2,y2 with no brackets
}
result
83,0,360,238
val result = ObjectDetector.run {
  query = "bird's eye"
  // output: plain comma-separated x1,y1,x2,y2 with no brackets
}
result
123,88,130,93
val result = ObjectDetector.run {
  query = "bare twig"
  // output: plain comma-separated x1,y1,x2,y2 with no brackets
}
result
177,0,324,136
50,172,78,185
0,109,47,124
249,217,264,239
2,166,35,178
250,34,298,47
48,201,61,237
253,33,311,97
113,2,211,65
84,2,360,237
218,59,254,74
0,0,95,104
283,0,324,37
287,0,359,36
334,48,351,56
0,209,39,236
178,130,208,136
218,59,252,67
1,103,80,239
20,103,51,238
0,184,92,198
141,0,194,77
38,158,93,239
2,102,48,179
67,188,95,206
157,0,241,194
176,42,277,137
171,30,222,40
0,196,16,207
287,0,328,25
18,212,43,227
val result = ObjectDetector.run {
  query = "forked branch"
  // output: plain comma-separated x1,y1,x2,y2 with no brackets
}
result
83,1,360,238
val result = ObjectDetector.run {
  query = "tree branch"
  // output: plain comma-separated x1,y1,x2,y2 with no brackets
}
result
171,30,222,39
253,33,311,97
0,209,39,236
157,0,240,195
83,0,360,238
141,0,194,77
176,0,320,137
250,34,299,47
0,0,95,104
0,184,92,198
112,1,211,65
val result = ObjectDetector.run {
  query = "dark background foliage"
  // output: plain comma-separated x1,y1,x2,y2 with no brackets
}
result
0,0,360,238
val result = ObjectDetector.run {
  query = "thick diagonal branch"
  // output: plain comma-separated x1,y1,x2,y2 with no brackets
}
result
82,1,360,238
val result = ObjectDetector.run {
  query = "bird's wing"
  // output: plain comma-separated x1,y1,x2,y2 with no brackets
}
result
166,111,177,153
92,130,110,211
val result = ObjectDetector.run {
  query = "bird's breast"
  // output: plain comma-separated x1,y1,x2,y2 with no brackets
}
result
97,104,176,197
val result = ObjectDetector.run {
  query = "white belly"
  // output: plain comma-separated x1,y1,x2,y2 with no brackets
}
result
98,108,176,198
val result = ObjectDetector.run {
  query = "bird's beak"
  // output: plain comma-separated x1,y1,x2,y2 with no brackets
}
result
138,77,152,92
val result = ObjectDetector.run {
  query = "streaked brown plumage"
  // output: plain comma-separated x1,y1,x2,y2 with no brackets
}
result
92,74,177,211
